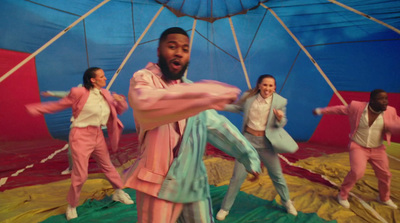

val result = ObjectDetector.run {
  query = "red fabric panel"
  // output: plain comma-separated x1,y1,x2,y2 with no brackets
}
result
309,91,400,146
388,92,400,143
0,49,51,141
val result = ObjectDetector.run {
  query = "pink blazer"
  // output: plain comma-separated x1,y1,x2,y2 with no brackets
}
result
319,101,400,146
26,87,128,152
124,63,246,198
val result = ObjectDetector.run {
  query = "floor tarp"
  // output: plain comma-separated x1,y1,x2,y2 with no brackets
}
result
1,133,399,223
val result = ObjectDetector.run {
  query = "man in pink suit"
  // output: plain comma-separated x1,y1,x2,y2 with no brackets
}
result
313,89,399,209
124,27,261,223
27,67,134,220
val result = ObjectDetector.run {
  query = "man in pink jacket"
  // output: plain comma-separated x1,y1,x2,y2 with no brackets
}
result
314,89,400,209
124,27,261,223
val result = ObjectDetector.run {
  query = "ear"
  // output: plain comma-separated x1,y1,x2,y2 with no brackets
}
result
90,77,96,84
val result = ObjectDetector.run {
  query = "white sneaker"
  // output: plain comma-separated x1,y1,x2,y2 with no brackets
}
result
377,197,398,209
337,194,350,208
66,205,77,220
61,167,71,175
283,200,298,216
112,189,134,205
216,209,229,221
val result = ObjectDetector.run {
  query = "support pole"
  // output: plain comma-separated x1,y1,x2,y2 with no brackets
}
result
229,17,252,90
107,5,165,90
184,19,197,78
0,0,111,84
328,0,400,35
261,3,347,106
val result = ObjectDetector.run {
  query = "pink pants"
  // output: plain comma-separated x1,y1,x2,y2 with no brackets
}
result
135,191,214,223
339,141,391,201
67,126,124,207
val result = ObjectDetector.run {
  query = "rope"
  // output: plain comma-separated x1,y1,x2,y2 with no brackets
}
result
106,6,165,90
260,3,348,106
228,17,252,90
0,0,110,84
328,0,400,35
184,19,197,78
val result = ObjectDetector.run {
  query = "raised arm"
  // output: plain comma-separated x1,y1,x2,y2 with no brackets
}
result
26,89,78,116
313,105,350,116
128,70,240,131
40,90,69,98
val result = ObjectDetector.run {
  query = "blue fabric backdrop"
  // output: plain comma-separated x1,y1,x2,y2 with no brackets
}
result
0,0,399,141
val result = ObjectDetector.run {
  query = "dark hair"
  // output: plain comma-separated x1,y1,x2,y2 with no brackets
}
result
159,27,189,46
83,67,101,90
239,74,276,103
370,89,386,101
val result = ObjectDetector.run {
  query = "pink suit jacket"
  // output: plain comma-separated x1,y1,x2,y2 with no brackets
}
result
124,63,260,201
26,87,128,152
319,101,400,146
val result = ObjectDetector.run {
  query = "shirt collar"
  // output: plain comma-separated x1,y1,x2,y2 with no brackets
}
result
256,93,272,103
91,88,101,95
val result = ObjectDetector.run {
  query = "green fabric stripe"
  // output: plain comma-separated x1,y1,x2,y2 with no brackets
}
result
42,186,336,223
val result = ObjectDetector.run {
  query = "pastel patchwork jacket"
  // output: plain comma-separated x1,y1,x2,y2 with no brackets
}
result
124,62,261,203
225,92,298,153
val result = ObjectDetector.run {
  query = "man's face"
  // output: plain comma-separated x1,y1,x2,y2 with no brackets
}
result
370,92,388,112
158,33,190,81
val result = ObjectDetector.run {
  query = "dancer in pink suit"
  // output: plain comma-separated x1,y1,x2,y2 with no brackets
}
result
313,89,399,209
26,67,134,220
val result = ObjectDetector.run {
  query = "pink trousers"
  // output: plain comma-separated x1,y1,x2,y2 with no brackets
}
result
67,126,124,207
339,141,391,201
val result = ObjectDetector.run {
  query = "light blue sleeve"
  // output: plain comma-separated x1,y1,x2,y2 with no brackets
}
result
205,109,261,174
46,90,69,98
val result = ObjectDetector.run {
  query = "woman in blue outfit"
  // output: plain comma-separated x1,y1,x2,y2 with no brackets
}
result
216,74,298,220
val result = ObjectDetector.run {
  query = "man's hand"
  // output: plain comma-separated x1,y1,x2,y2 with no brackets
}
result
248,171,260,182
312,108,321,116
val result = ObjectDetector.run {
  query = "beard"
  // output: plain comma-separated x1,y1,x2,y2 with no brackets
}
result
158,55,188,81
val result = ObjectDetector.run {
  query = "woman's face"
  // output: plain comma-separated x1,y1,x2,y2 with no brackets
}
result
258,77,276,99
91,69,107,89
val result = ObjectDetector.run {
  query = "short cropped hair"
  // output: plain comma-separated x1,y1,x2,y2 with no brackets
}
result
159,27,189,46
370,89,386,100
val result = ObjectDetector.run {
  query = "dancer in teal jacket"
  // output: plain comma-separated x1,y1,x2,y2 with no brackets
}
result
216,74,299,221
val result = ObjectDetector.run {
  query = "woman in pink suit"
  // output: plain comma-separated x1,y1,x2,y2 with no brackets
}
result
26,67,134,220
314,89,399,210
